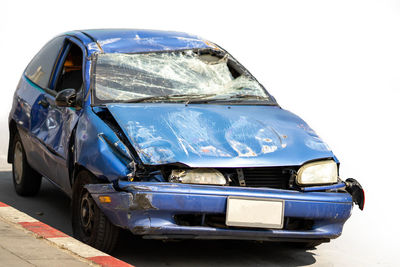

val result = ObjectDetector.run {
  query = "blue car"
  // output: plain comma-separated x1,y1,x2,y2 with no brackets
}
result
8,29,364,252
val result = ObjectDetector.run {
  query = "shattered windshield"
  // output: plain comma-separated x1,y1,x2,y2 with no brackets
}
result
93,49,276,104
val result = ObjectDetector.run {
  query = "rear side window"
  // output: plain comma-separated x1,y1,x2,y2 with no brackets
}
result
25,36,64,88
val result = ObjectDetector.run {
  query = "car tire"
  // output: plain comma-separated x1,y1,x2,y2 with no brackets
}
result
72,170,119,253
12,133,42,196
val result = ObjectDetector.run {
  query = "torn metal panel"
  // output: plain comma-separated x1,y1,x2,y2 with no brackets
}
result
131,193,157,210
106,104,334,167
85,183,151,230
74,106,133,181
97,133,133,162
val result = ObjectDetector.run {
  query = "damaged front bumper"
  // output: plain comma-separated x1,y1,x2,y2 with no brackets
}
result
85,180,362,243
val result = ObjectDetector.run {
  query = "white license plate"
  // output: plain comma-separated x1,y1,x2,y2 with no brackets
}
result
226,196,284,229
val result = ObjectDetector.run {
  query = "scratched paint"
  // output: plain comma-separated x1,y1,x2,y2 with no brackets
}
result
106,104,334,167
164,109,231,158
226,116,284,157
298,123,331,152
85,181,354,240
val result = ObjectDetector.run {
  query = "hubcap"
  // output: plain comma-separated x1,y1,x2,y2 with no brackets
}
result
80,192,95,235
13,141,23,184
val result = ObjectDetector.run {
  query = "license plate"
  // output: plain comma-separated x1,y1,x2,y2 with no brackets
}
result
226,196,284,229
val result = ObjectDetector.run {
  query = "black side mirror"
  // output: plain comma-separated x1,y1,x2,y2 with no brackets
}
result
55,88,76,107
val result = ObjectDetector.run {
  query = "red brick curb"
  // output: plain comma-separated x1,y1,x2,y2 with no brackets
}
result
19,221,69,238
89,256,133,267
0,201,134,267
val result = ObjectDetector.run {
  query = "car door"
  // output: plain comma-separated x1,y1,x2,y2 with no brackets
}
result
22,36,65,183
26,37,84,194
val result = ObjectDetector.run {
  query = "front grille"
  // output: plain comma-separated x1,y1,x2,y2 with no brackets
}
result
241,167,297,189
174,214,226,228
174,213,314,231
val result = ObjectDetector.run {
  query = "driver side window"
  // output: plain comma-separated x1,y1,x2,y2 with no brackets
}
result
25,36,64,88
53,42,83,92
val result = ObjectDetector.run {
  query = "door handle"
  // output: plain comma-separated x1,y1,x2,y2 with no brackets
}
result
38,99,49,108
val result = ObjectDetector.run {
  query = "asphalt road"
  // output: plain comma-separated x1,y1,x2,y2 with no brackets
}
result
0,170,366,267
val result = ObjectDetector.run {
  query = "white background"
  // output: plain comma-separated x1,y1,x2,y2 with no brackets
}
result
1,0,399,265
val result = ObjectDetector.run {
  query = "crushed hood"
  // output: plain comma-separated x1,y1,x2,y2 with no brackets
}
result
106,104,335,167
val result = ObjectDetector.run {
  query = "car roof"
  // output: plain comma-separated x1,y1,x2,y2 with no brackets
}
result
65,29,215,55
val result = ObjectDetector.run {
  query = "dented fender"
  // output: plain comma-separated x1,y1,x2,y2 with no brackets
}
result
74,106,134,182
85,183,155,232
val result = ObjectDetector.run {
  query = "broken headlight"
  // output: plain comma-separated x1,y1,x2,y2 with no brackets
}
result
169,168,227,185
296,160,338,185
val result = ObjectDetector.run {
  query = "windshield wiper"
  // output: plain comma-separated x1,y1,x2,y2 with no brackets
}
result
228,94,267,99
119,93,217,103
116,93,275,105
187,94,273,104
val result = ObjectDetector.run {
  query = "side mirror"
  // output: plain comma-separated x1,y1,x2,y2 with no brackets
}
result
55,88,76,107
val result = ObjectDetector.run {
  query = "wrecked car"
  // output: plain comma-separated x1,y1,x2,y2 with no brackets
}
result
8,29,364,252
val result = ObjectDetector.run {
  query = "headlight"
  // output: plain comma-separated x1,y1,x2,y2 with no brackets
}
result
169,168,227,185
297,160,338,185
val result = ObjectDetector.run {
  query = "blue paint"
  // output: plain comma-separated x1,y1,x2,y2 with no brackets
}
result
302,182,346,192
86,182,353,240
8,29,361,244
106,103,334,167
61,29,213,56
74,106,133,182
82,29,211,54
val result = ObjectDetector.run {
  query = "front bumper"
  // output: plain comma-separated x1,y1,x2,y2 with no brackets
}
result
86,181,354,242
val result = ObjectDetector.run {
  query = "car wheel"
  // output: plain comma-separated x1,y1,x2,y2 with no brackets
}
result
72,170,119,253
12,133,42,196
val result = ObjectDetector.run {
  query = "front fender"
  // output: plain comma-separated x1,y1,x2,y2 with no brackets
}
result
74,106,133,182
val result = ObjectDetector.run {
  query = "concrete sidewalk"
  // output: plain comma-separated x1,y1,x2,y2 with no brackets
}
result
0,201,132,267
0,217,91,267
